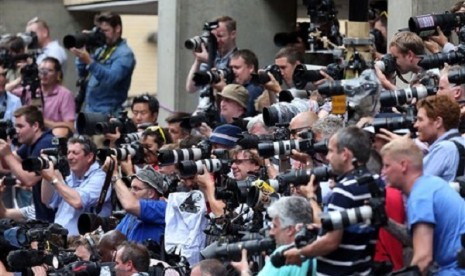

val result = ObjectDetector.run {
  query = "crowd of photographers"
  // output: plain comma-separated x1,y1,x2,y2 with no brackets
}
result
2,1,465,275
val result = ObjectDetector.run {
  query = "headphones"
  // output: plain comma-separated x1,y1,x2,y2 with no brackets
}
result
85,234,101,262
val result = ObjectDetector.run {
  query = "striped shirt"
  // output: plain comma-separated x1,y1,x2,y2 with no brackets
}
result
317,168,380,275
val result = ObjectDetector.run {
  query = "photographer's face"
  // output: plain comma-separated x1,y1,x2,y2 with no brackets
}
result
275,57,298,87
414,107,439,144
269,217,294,246
231,151,259,181
39,60,59,87
74,245,91,262
230,56,254,85
99,22,121,46
132,103,156,125
326,135,346,175
389,45,413,75
168,122,184,143
220,98,244,123
15,115,38,145
141,136,159,165
67,142,93,177
438,74,461,101
212,22,236,56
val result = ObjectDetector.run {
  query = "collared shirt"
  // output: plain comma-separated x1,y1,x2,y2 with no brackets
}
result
48,161,112,236
116,199,166,243
0,91,22,122
76,39,136,115
258,244,314,276
424,128,465,182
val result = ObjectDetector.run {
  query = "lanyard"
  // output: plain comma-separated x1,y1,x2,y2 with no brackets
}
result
97,44,118,62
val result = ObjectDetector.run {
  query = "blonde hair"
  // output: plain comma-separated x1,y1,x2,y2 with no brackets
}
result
380,137,423,169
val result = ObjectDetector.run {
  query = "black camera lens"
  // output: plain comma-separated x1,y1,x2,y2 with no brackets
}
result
76,112,108,135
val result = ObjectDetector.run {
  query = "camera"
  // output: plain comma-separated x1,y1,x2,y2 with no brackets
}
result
380,86,436,107
77,211,124,235
123,131,142,144
370,113,416,133
184,21,219,52
258,138,324,158
263,98,311,127
375,53,396,75
276,166,335,189
293,63,344,89
63,27,106,49
409,13,465,37
250,64,283,85
418,44,465,70
193,67,234,86
200,237,275,259
448,67,465,85
246,180,279,210
77,111,137,136
0,119,17,143
22,137,69,176
178,159,230,177
96,142,145,164
158,139,211,165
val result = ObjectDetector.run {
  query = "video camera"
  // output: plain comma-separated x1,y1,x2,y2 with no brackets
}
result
185,20,219,52
76,111,137,136
22,137,70,176
63,27,106,50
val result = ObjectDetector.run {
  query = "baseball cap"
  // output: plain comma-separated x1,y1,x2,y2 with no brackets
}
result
217,84,249,109
132,166,165,195
209,124,242,148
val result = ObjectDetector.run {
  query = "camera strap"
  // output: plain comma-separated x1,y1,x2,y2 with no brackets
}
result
95,159,114,214
444,132,465,177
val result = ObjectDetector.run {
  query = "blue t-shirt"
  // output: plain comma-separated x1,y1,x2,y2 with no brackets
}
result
17,129,55,222
116,199,166,243
408,175,465,275
258,244,315,276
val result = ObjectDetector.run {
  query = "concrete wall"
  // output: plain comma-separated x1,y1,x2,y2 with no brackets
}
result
157,0,297,122
0,0,94,94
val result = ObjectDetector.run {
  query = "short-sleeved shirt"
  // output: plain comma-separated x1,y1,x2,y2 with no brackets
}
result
48,161,111,236
0,91,22,122
258,244,314,276
37,40,68,75
408,175,465,275
116,199,166,243
17,129,55,222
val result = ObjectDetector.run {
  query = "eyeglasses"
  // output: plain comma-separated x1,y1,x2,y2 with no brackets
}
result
290,127,310,136
39,68,55,76
144,126,166,143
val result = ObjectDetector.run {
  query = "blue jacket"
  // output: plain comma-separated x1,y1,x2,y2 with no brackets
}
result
76,39,136,115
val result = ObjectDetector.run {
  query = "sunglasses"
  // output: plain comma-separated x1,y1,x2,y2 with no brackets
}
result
144,126,166,143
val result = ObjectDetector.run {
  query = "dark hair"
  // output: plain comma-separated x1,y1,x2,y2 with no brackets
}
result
179,135,204,148
132,94,159,114
95,12,122,29
142,125,169,147
117,242,150,273
275,46,304,64
5,36,25,54
165,112,191,124
334,126,372,164
41,57,63,81
231,49,259,72
68,135,97,161
13,105,44,130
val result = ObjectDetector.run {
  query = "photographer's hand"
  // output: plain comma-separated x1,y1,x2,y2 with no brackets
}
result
430,26,448,48
212,73,227,91
290,149,311,168
104,126,121,148
31,265,47,276
314,70,334,87
230,249,252,276
263,71,281,94
374,65,397,91
198,122,212,138
120,155,135,176
195,165,225,216
70,47,93,65
193,43,209,64
0,139,12,157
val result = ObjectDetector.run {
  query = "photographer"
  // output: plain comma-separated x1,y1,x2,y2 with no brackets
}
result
414,95,465,181
40,135,112,236
185,16,237,113
71,12,136,115
0,105,55,221
114,241,151,276
437,65,465,133
284,126,379,275
231,196,314,275
106,162,166,244
217,84,248,124
0,65,22,122
230,147,262,181
131,93,159,126
381,137,465,274
165,112,191,143
376,31,425,90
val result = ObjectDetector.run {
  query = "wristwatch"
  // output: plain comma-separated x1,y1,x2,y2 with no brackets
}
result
51,178,59,187
111,175,121,183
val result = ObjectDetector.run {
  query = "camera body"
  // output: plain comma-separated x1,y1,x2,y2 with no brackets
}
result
63,27,106,49
184,21,219,52
77,111,137,136
22,137,70,176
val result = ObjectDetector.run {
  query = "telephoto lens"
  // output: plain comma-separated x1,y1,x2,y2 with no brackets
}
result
263,98,311,127
258,139,313,158
178,159,230,177
320,205,373,231
380,86,436,107
157,148,205,165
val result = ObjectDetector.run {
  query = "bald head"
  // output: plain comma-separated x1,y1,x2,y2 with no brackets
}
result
289,111,318,131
